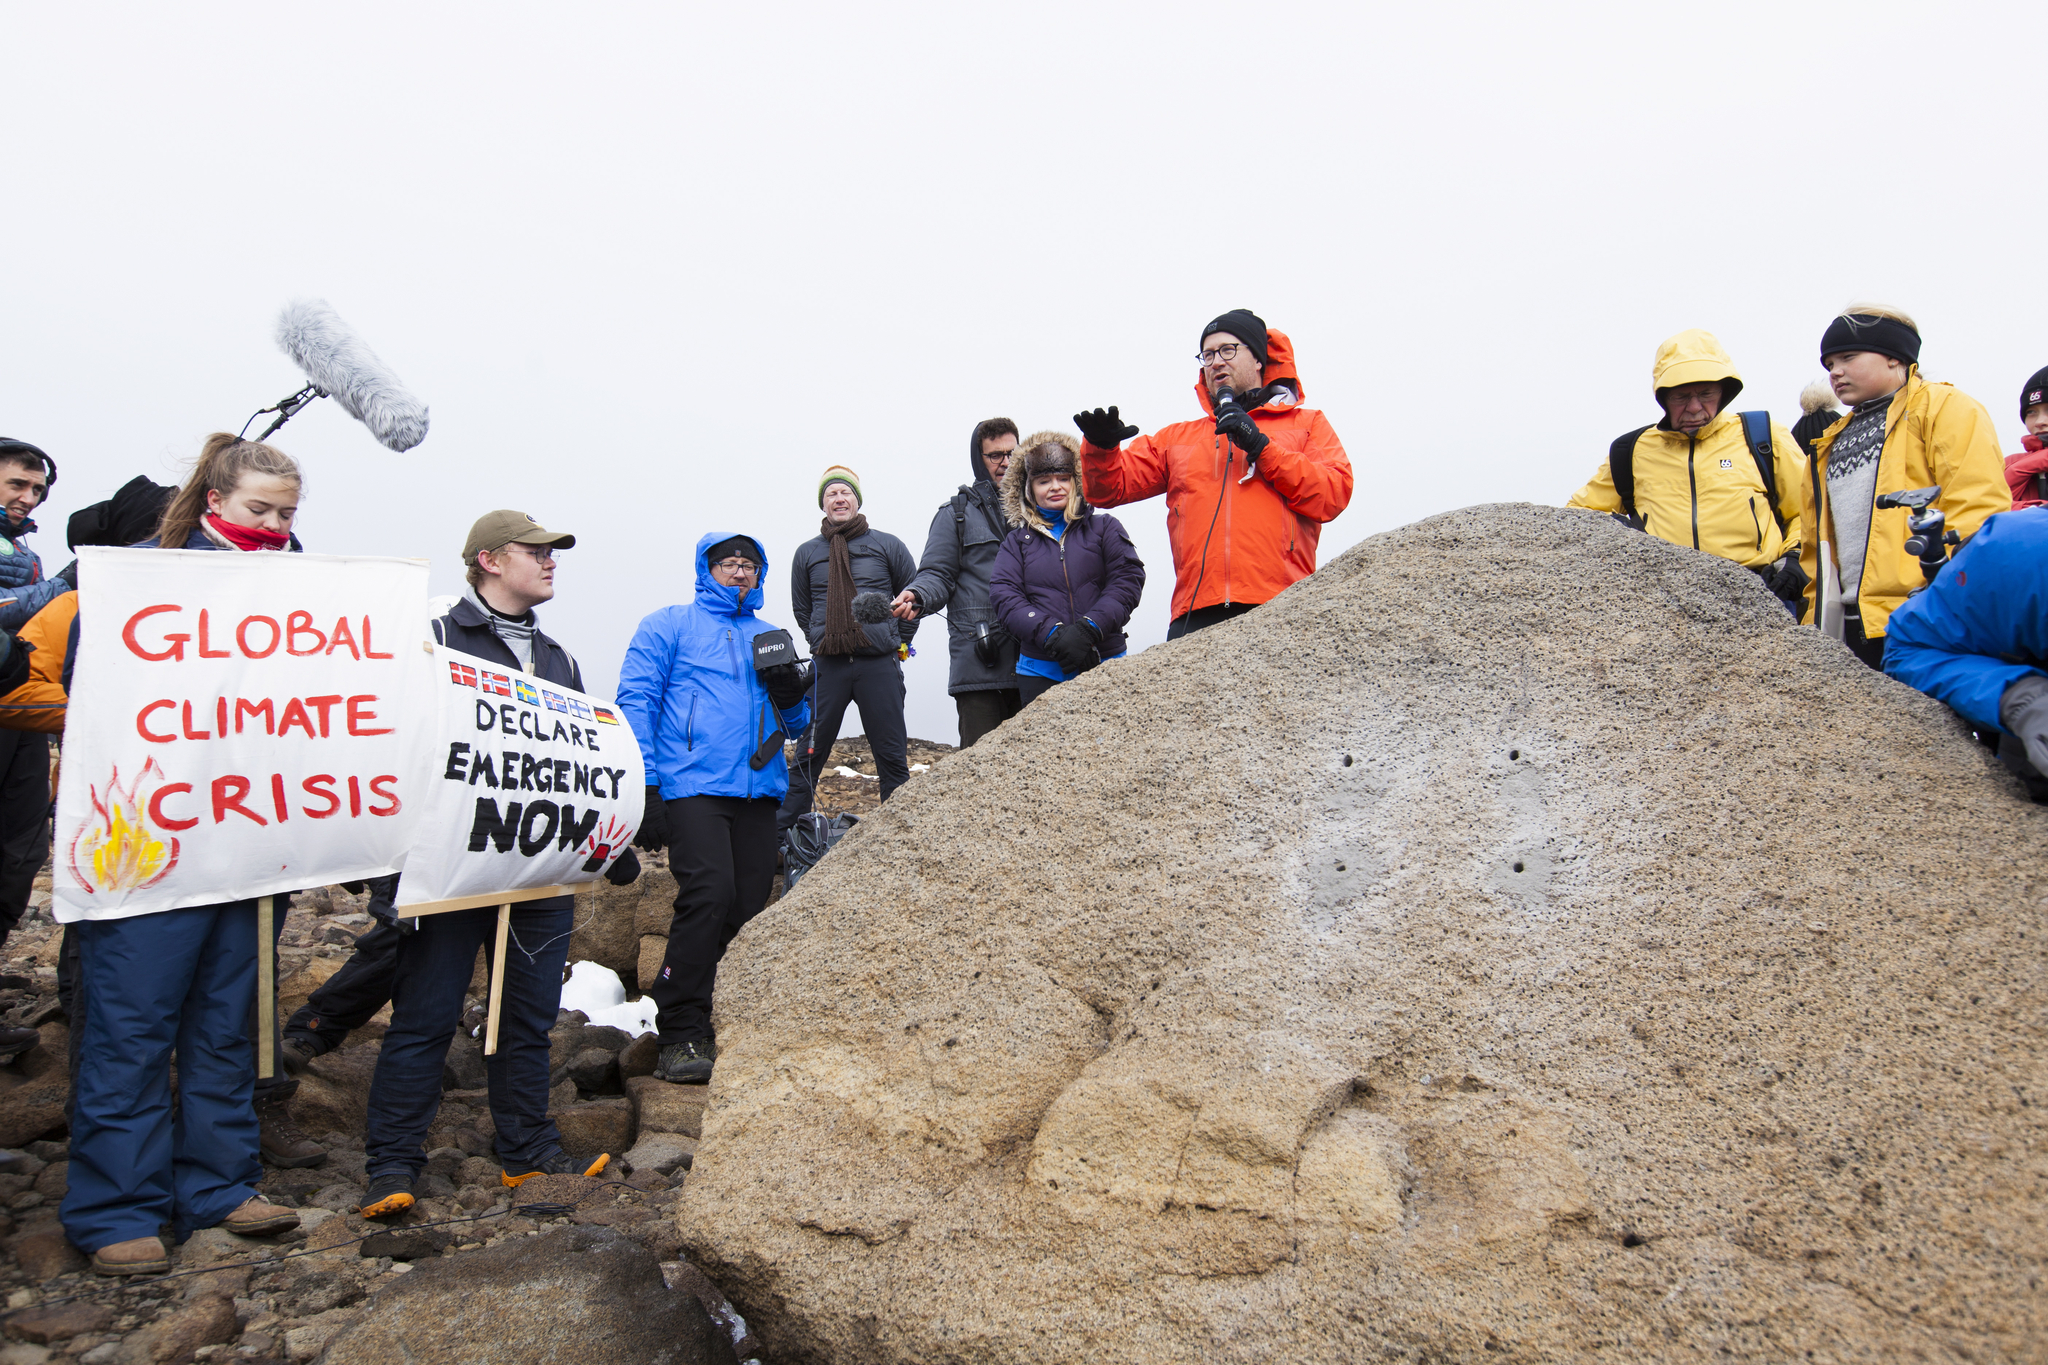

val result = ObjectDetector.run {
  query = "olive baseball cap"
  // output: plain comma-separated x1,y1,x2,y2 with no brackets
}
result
461,510,576,564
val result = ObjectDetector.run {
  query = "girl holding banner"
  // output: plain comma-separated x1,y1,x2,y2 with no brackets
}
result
60,436,307,1275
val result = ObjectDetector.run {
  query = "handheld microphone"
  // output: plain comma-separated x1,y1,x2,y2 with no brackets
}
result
258,299,431,452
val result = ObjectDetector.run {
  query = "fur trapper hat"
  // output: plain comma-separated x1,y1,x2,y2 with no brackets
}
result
1001,430,1087,530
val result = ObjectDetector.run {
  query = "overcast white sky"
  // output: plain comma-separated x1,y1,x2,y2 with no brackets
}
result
4,2,2040,743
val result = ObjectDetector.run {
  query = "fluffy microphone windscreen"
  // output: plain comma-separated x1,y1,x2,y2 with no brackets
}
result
274,299,431,452
852,591,894,624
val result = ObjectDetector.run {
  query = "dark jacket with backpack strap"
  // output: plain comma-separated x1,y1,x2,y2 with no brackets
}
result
903,431,1020,695
1567,407,1806,575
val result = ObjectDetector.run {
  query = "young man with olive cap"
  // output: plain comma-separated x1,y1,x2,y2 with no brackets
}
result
1075,309,1353,638
357,510,639,1218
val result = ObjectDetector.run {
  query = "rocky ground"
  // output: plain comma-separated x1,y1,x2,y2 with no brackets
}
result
0,735,954,1364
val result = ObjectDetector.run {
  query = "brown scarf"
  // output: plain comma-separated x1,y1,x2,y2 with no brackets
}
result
819,513,871,655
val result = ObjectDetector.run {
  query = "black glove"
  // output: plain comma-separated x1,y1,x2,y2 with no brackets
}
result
1047,623,1097,675
1073,406,1140,450
55,559,79,589
633,786,671,852
603,846,642,886
2000,674,2048,777
763,661,809,711
1758,552,1811,604
1213,400,1270,462
1609,511,1647,533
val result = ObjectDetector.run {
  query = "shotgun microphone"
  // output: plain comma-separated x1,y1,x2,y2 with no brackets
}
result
251,299,431,452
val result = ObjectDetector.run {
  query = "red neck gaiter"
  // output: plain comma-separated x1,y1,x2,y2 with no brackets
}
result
205,513,290,552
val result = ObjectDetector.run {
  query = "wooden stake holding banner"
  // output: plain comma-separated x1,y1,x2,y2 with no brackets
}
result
257,895,275,1079
397,882,599,1056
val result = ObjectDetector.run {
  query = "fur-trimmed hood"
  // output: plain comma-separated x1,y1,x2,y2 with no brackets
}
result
1001,430,1090,532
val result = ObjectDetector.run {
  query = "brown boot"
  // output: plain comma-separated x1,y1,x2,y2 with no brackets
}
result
221,1196,300,1237
257,1098,328,1169
91,1235,169,1276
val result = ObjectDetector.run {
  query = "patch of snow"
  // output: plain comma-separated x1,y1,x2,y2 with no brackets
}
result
832,765,876,779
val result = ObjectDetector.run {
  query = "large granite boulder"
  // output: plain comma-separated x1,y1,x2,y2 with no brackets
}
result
680,504,2046,1363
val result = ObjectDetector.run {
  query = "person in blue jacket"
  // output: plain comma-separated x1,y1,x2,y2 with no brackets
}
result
1883,507,2048,800
619,533,811,1084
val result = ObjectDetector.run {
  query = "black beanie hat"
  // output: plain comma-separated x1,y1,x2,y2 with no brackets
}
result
2021,366,2048,420
1200,309,1269,365
705,535,760,566
1819,313,1921,368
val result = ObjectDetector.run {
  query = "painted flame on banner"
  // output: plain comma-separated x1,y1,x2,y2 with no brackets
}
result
68,759,182,895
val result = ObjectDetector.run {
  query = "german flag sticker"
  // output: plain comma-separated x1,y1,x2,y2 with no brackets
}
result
593,706,621,725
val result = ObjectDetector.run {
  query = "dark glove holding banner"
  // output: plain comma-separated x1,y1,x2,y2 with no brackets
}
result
603,846,642,886
1213,400,1270,462
2000,674,2048,777
633,786,671,852
762,661,809,711
55,559,79,589
1758,552,1811,604
1073,406,1140,450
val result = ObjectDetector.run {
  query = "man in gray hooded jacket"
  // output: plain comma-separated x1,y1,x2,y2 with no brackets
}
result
891,419,1023,746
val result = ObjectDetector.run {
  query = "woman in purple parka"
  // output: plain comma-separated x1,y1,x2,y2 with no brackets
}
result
989,430,1146,705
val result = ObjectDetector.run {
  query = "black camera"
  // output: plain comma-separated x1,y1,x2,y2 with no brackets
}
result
1875,485,1960,585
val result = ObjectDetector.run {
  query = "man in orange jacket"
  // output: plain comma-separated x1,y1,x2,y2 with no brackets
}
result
1075,309,1353,638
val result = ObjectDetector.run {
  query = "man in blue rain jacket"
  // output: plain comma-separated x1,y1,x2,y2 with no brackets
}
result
1884,507,2048,800
618,533,810,1084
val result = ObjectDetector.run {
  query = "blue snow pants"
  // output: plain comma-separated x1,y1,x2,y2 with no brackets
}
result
59,901,268,1250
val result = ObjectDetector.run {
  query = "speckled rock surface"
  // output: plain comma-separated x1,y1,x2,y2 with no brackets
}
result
680,503,2047,1364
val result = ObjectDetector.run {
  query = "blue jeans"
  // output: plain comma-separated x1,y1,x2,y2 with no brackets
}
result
61,902,268,1250
364,898,573,1181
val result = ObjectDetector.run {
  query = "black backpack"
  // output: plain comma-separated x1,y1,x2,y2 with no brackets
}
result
1610,411,1786,535
783,811,858,894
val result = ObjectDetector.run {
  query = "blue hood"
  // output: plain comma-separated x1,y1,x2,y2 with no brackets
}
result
694,531,767,617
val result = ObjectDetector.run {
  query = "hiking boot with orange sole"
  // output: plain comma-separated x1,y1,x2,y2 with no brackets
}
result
358,1173,416,1219
501,1152,609,1188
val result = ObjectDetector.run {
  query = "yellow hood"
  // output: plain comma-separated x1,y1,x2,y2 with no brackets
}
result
1652,329,1745,407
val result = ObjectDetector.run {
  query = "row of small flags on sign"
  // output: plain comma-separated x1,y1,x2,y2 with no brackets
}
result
448,660,618,724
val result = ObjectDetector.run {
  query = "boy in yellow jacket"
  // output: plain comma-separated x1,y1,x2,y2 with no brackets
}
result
1799,305,2011,669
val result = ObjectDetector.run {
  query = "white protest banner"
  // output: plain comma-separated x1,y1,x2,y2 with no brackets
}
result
55,548,433,923
394,645,642,909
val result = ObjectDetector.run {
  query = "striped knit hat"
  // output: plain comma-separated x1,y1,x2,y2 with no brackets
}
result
818,465,862,508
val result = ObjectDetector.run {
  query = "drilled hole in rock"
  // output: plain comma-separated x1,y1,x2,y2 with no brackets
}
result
1341,753,1354,766
1508,748,1520,760
1512,861,1525,873
1622,1232,1647,1248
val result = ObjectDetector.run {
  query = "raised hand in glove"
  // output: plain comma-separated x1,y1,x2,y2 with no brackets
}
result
763,661,810,711
603,846,642,886
1758,552,1811,604
1047,623,1097,675
55,559,79,589
633,786,671,852
1073,406,1140,451
2000,674,2048,776
1213,400,1269,462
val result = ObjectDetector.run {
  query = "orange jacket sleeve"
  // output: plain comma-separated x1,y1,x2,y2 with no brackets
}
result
1081,435,1169,509
1255,410,1353,524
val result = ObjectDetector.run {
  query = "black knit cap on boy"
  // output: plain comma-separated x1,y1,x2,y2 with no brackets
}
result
2021,365,2048,420
1200,309,1269,365
1819,312,1922,368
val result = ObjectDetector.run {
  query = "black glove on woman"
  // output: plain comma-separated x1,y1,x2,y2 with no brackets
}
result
603,846,642,886
1048,623,1097,675
633,786,671,852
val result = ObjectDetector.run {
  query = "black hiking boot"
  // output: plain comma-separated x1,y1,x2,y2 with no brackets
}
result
359,1173,415,1219
653,1040,715,1084
500,1151,609,1189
